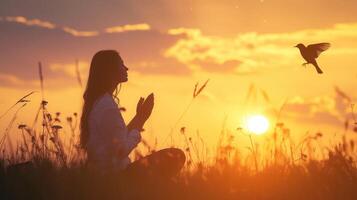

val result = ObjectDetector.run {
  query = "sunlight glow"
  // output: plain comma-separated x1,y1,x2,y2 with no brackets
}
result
246,115,269,135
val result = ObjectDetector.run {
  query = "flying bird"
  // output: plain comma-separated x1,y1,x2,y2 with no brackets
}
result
295,43,331,74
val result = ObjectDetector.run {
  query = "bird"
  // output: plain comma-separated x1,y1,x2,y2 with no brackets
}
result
295,43,331,74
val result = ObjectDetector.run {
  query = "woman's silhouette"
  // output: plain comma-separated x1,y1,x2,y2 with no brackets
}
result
80,50,185,178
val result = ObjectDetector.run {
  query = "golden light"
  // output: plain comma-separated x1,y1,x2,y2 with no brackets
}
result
245,115,269,135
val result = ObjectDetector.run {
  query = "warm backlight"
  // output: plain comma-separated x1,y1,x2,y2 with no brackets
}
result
246,115,269,135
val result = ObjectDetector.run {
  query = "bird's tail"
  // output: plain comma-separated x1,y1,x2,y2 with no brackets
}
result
311,60,323,74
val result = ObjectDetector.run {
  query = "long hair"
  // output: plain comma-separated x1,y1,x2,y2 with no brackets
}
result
80,50,121,149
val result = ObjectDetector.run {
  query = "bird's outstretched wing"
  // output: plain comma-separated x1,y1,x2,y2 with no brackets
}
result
307,43,331,58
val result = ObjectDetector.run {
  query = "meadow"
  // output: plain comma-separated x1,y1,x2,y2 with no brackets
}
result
0,67,357,200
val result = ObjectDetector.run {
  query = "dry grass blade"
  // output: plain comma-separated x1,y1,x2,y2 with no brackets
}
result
335,86,351,102
193,82,198,98
245,83,255,103
0,91,35,120
194,79,209,98
0,103,27,150
260,88,270,103
38,62,44,100
164,79,210,144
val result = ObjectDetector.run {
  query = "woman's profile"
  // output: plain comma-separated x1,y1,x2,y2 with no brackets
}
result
80,50,185,179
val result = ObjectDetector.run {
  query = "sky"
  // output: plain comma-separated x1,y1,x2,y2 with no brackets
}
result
1,0,357,150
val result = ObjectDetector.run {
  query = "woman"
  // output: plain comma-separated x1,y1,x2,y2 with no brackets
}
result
80,50,185,178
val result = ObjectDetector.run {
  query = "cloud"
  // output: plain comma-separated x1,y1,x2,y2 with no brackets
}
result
0,72,85,90
168,28,201,37
192,59,243,73
0,73,38,87
0,18,192,87
2,16,56,29
269,95,341,126
49,61,89,78
62,27,99,37
279,89,355,126
105,23,151,33
4,16,357,87
131,59,191,76
165,23,357,74
1,16,151,37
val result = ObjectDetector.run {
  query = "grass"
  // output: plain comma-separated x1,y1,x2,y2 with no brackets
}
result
0,72,357,200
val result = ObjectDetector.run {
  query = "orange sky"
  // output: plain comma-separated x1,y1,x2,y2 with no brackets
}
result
1,0,357,150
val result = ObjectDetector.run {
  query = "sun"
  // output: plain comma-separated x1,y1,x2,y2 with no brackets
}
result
245,115,269,135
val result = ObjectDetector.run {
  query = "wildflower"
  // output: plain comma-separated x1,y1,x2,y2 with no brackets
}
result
180,127,186,134
18,124,27,129
66,117,73,123
46,113,52,121
52,125,63,130
276,122,284,128
41,100,48,106
316,132,323,138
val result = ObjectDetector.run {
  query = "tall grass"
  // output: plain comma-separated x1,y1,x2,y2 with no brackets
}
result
1,106,356,199
0,65,356,200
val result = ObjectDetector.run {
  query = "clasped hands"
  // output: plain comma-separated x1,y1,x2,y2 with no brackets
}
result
127,93,154,131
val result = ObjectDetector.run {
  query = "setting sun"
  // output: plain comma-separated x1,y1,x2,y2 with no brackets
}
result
245,115,269,135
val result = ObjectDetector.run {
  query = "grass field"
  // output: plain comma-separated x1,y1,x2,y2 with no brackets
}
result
0,88,357,200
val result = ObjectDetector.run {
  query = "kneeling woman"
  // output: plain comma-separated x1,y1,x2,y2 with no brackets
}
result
80,50,185,177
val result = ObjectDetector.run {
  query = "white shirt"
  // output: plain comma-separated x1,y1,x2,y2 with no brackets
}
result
87,92,141,172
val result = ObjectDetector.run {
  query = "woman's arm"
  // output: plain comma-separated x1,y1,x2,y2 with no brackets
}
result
99,107,141,159
95,93,153,159
127,115,145,132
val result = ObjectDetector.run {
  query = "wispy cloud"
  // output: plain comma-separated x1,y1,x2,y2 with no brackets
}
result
105,23,151,33
0,73,38,88
62,27,99,37
131,59,191,76
1,16,152,37
49,61,89,78
279,89,355,126
2,16,56,29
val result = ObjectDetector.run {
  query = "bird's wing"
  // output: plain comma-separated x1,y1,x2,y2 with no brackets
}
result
307,43,331,58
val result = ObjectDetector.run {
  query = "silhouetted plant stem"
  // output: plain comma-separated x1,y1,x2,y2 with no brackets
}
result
249,134,258,172
38,62,45,100
164,79,209,145
0,104,26,159
0,91,35,120
166,99,194,145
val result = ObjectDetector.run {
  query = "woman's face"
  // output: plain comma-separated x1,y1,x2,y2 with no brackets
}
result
116,57,128,83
